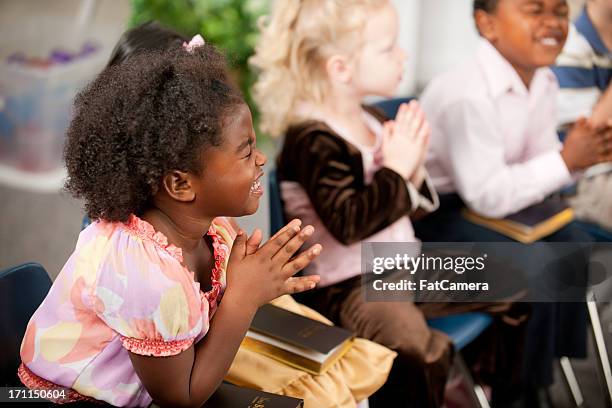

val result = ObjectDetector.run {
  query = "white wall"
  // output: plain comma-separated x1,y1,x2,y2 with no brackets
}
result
416,0,479,91
392,0,478,96
391,0,421,96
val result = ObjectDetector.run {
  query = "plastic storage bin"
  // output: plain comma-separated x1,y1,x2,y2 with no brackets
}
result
0,13,112,189
0,58,104,172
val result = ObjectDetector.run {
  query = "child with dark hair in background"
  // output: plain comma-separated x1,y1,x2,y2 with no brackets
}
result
416,0,611,405
107,21,188,67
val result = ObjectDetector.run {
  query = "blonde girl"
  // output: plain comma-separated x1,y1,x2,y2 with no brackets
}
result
251,1,526,406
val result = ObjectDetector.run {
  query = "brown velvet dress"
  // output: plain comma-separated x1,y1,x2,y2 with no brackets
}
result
276,106,528,407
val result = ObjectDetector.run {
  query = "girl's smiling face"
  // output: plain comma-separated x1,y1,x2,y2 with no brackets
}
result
193,103,267,217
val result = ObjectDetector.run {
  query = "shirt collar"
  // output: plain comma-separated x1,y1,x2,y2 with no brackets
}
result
476,38,557,98
575,6,610,56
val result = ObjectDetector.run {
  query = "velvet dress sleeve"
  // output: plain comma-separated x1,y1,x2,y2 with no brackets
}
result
277,122,415,245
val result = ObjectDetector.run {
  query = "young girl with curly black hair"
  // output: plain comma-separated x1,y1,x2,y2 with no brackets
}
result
16,37,325,407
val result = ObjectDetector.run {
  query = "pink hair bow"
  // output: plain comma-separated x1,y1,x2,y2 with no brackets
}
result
183,34,205,52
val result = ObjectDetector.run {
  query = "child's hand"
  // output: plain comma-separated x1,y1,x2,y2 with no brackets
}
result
225,219,322,312
246,228,264,255
382,101,430,179
561,117,612,171
409,122,431,188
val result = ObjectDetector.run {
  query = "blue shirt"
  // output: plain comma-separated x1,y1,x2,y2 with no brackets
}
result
552,7,612,126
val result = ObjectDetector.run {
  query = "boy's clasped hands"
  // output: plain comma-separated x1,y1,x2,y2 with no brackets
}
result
561,117,612,171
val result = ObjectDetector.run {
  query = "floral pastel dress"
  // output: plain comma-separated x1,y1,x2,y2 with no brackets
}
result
18,214,235,407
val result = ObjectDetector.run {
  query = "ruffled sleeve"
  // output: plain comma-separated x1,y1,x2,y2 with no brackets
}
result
92,216,206,357
207,216,237,292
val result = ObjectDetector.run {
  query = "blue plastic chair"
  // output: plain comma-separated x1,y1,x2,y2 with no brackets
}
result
81,215,91,231
268,169,286,237
0,262,52,386
372,96,413,119
372,97,416,118
427,313,493,351
573,220,612,243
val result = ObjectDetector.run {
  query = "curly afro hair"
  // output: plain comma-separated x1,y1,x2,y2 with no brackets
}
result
64,44,243,222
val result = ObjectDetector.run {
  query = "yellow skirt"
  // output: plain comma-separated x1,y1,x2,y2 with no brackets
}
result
226,295,397,408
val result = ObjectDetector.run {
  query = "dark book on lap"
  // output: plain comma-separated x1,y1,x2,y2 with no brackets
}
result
462,198,574,243
204,383,304,407
241,304,354,375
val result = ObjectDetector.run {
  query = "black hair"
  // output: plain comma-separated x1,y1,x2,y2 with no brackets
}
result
107,21,188,67
65,45,244,222
474,0,500,13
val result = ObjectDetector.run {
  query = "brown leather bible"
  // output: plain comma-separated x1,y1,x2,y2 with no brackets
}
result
205,383,304,407
241,304,355,375
462,198,574,244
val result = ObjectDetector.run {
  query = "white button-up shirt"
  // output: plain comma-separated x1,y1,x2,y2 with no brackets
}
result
420,38,573,218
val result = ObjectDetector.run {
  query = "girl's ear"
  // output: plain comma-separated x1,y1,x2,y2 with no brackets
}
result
326,54,353,84
474,10,498,43
162,170,196,202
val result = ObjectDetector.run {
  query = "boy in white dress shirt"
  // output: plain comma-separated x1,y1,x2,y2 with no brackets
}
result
414,0,612,406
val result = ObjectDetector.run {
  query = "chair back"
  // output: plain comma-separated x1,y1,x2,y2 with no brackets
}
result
427,313,492,350
373,97,414,119
0,262,52,386
268,168,287,236
81,215,91,231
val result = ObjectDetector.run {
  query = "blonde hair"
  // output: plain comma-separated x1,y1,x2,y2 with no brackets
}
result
250,0,386,137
